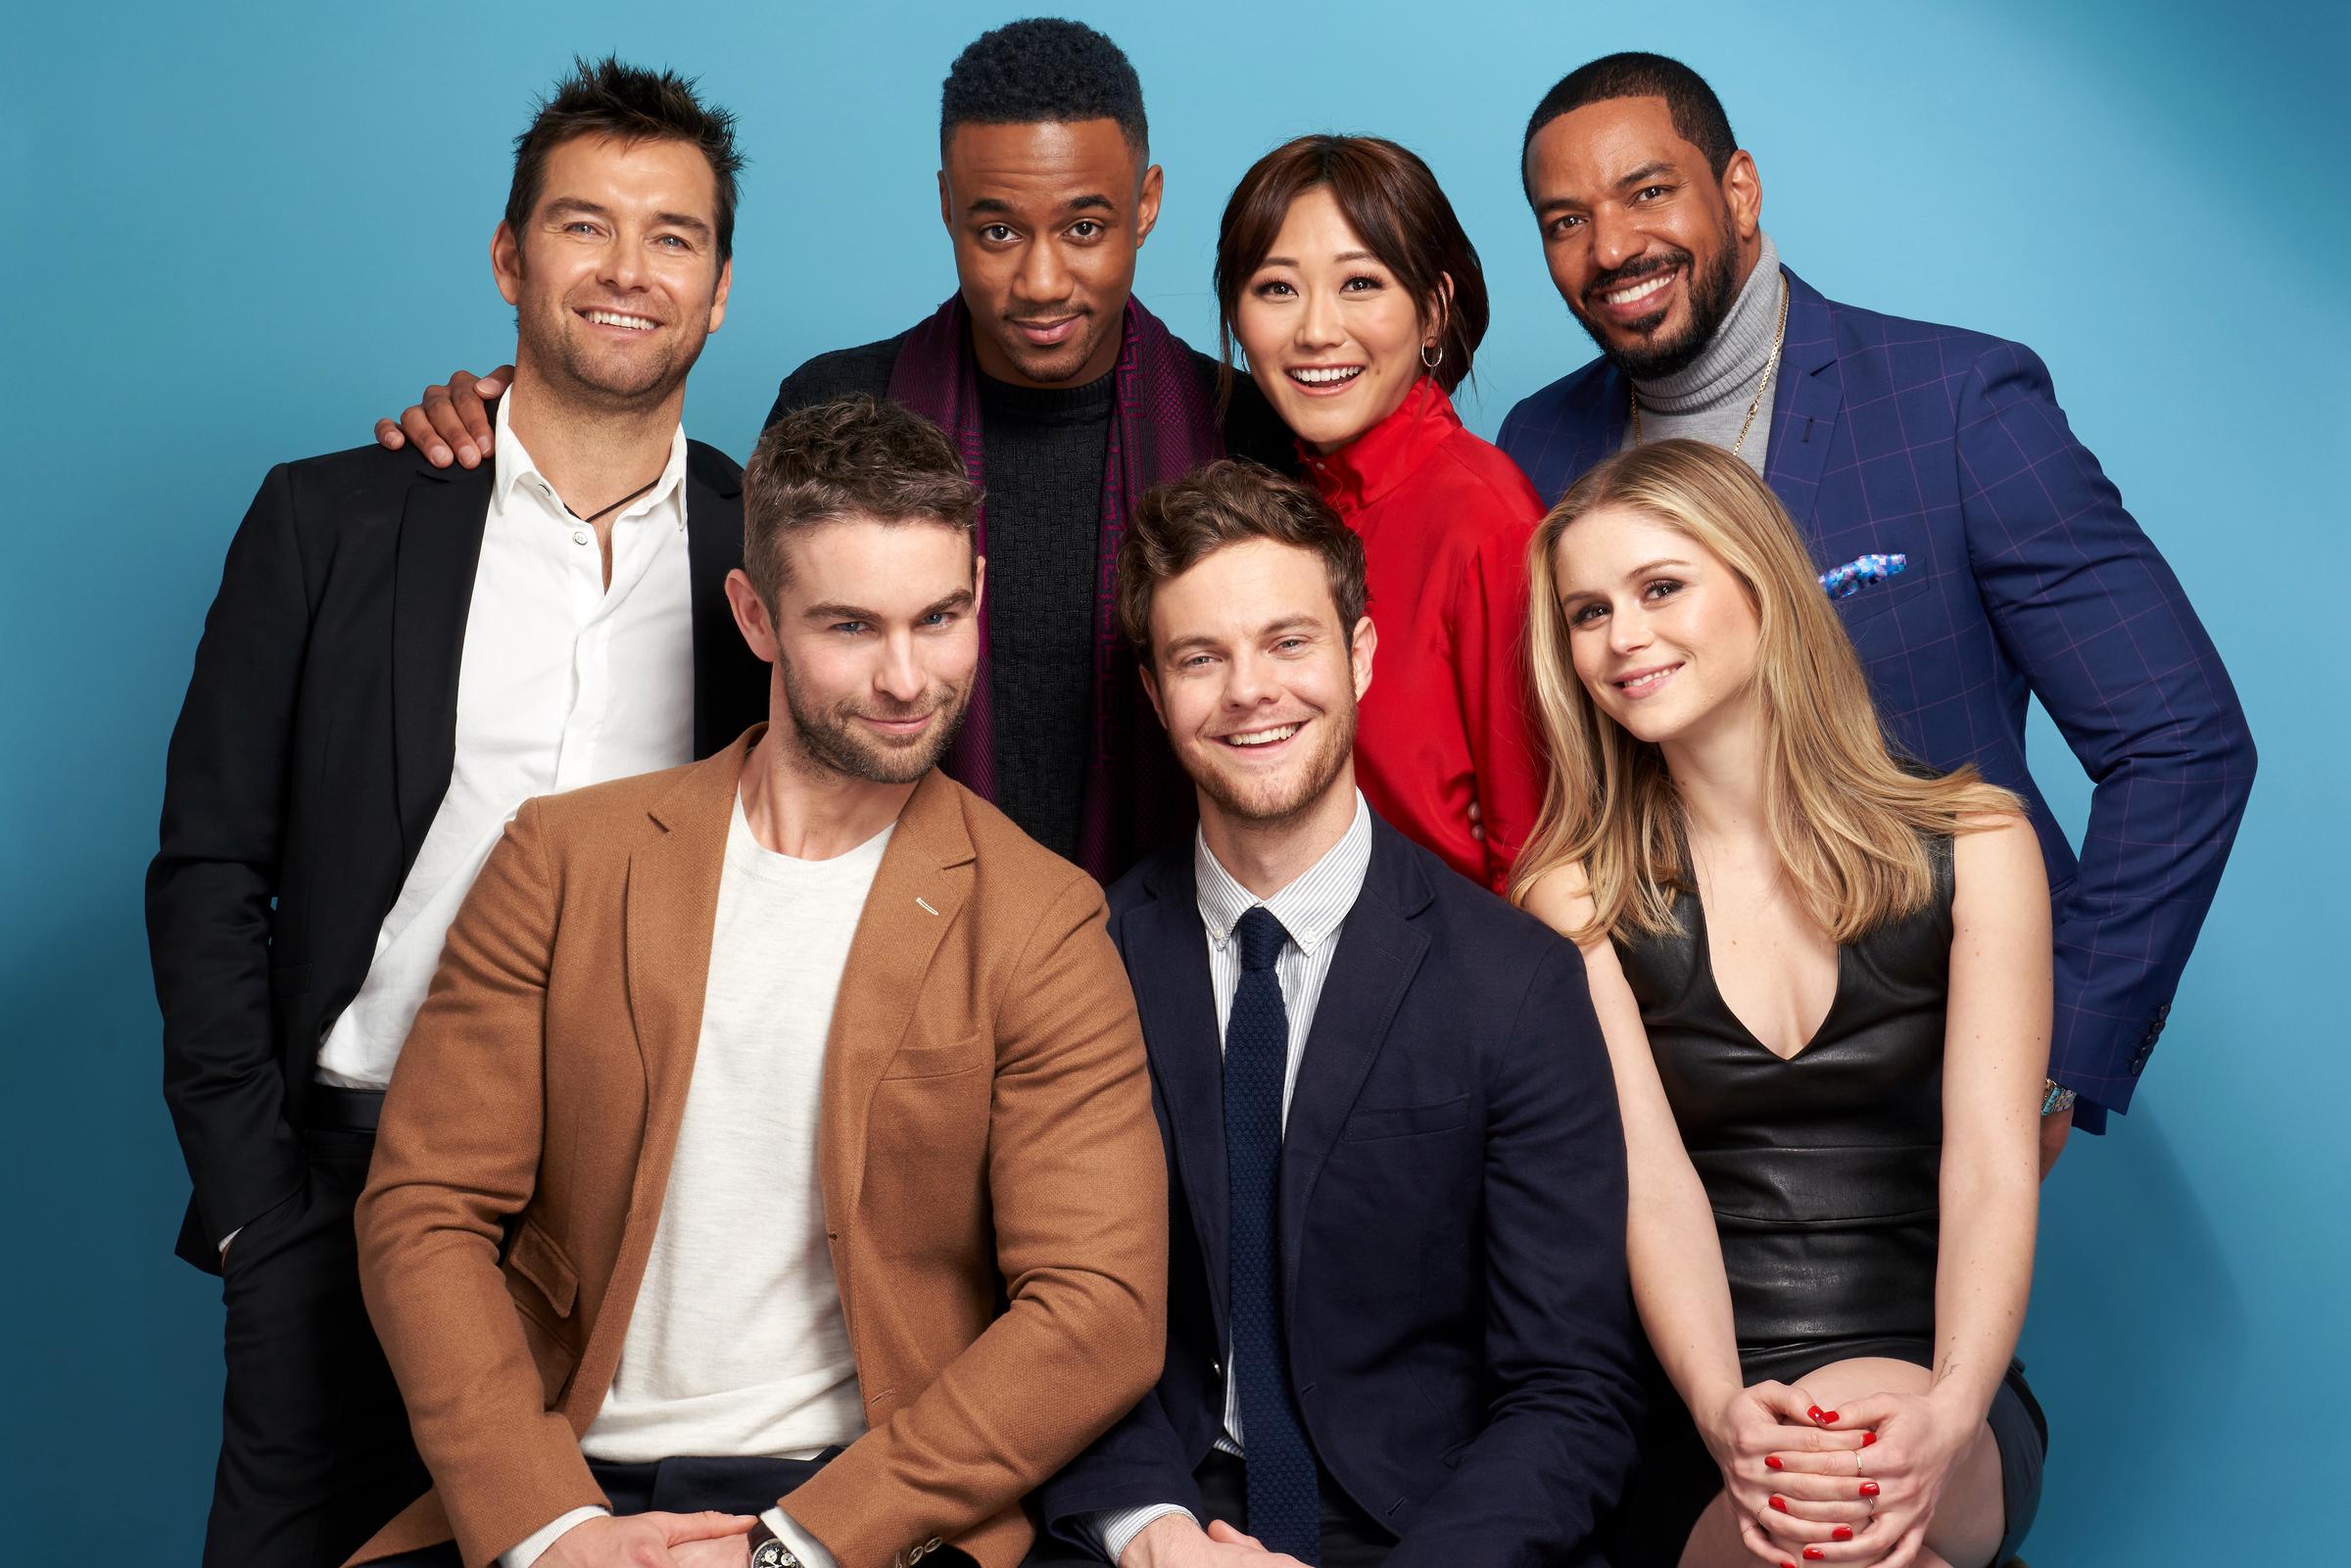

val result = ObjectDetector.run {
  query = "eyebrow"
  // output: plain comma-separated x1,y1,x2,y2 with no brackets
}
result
1559,558,1694,601
1259,249,1380,269
1534,163,1682,215
967,192,1116,215
802,587,976,623
544,197,711,237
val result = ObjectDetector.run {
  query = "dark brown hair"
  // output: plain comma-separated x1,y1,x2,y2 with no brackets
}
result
1214,134,1488,404
1118,459,1368,658
742,396,980,609
506,56,746,261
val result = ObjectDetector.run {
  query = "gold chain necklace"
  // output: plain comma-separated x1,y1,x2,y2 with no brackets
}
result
1630,273,1790,458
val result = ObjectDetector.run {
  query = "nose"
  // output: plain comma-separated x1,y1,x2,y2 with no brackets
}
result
1013,234,1072,308
877,632,928,704
601,230,650,293
1223,647,1278,711
1587,204,1643,276
1607,601,1653,657
1295,283,1345,351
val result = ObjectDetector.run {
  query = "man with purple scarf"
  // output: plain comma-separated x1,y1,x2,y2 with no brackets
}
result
767,19,1288,879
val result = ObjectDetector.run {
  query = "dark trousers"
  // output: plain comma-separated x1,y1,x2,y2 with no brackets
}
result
1024,1449,1394,1567
371,1453,987,1567
204,1118,430,1568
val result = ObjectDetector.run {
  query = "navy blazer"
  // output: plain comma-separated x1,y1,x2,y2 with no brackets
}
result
1499,267,2255,1127
1038,813,1643,1567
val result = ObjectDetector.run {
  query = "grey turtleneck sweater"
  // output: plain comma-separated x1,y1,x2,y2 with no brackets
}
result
1623,230,1785,476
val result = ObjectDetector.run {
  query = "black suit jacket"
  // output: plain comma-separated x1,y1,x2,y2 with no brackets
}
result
147,437,766,1272
1039,814,1645,1566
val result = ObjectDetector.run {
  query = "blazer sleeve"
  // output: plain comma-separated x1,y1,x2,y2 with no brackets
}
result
147,462,313,1253
1450,512,1550,894
1387,941,1644,1568
1954,341,2255,1121
781,873,1169,1568
355,800,606,1568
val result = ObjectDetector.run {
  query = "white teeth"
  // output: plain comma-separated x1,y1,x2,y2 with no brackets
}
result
1288,366,1362,385
588,309,656,330
1604,273,1673,307
1618,667,1675,691
1226,724,1300,746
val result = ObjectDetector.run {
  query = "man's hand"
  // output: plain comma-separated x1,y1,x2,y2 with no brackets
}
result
1119,1513,1308,1568
2038,1104,2073,1178
541,1511,755,1568
374,365,511,470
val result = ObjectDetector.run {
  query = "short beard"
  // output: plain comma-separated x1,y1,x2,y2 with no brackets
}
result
778,648,969,785
1191,701,1357,829
1574,221,1742,382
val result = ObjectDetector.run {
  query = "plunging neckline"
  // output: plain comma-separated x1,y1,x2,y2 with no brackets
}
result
1682,881,1847,1064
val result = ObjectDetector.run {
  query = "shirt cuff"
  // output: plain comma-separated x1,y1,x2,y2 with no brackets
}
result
762,1506,840,1568
502,1506,609,1568
1092,1504,1197,1565
216,1226,241,1256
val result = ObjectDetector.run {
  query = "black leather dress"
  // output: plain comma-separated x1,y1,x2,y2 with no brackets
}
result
1601,840,2045,1566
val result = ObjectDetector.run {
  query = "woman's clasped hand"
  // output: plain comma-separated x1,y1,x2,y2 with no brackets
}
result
1709,1382,1980,1568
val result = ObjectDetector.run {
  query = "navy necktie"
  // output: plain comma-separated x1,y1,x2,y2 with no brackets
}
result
1224,906,1319,1561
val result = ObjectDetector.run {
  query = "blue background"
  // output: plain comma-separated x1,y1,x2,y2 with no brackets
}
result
6,0,2344,1556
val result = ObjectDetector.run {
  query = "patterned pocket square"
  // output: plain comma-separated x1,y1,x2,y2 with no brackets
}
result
1820,552,1907,599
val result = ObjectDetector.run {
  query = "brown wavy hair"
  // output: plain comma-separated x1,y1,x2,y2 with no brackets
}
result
1510,439,2020,943
1213,134,1487,409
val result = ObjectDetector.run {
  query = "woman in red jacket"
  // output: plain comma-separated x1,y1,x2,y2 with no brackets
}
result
1215,135,1546,891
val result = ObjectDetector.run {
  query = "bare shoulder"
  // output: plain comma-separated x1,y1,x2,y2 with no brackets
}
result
1951,810,2049,915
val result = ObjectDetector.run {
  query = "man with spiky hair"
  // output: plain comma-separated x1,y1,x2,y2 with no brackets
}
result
149,57,766,1568
383,19,1287,881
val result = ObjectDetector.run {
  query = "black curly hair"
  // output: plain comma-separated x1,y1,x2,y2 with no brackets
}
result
939,18,1147,159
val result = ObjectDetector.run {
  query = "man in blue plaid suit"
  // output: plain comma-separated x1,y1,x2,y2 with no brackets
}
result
1499,53,2253,1164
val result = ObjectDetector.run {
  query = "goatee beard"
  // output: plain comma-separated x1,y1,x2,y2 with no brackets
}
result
1576,235,1742,383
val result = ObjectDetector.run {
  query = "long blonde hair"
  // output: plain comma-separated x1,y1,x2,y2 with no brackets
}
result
1511,440,2018,944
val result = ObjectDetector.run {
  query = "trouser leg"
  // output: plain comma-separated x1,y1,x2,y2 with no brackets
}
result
204,1125,428,1568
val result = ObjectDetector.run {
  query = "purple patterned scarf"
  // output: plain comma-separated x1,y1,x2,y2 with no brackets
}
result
888,294,1224,877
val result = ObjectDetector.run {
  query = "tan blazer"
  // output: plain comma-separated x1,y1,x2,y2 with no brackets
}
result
350,731,1167,1568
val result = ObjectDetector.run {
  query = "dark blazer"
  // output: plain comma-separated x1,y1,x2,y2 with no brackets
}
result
1499,266,2255,1127
146,437,766,1272
1039,813,1644,1567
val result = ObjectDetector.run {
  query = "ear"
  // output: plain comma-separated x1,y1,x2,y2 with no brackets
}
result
492,221,524,307
708,256,733,335
724,567,780,664
936,166,953,231
1721,149,1762,242
972,552,987,617
1423,271,1456,344
1138,659,1169,730
1134,162,1166,247
1348,615,1377,701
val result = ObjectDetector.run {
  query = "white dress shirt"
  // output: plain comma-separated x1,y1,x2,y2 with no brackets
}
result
312,392,695,1091
1091,796,1373,1564
503,796,887,1568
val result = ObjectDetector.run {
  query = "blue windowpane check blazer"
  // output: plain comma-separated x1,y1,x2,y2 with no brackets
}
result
1498,266,2255,1127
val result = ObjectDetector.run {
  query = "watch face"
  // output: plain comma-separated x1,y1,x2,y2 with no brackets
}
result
751,1543,794,1568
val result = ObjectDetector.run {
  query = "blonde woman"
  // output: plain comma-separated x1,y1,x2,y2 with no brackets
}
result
1513,440,2049,1568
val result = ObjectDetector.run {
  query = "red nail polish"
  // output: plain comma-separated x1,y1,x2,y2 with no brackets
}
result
1781,1561,1798,1568
1859,1481,1881,1498
1804,1550,1827,1562
1770,1496,1788,1512
1862,1431,1877,1447
1834,1527,1854,1542
1806,1404,1824,1420
1765,1454,1784,1470
1820,1409,1840,1423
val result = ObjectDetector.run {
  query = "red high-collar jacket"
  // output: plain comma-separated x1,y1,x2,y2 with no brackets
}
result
1301,377,1548,892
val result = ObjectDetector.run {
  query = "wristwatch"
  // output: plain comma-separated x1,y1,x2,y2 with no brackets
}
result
2039,1078,2078,1117
746,1521,804,1568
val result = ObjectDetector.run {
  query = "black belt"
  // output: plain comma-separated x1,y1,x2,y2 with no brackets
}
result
307,1085,386,1132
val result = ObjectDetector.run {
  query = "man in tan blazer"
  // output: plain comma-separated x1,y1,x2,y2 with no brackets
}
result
351,396,1167,1568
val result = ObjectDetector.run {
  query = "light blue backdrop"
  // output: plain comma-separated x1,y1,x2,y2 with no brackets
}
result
5,0,2344,1557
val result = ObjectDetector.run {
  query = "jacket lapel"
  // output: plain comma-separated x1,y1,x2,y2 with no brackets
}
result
683,444,761,759
1762,267,1844,541
817,769,975,1228
1123,863,1231,1337
1276,824,1430,1317
389,457,493,867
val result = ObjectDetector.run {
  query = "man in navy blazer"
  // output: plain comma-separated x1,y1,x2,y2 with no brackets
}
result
1500,53,2253,1158
1031,461,1642,1568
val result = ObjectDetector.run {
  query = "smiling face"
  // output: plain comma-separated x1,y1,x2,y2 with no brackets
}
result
1142,537,1375,830
1551,501,1760,747
1232,185,1437,454
938,119,1162,388
494,133,731,411
1524,95,1758,380
726,515,982,786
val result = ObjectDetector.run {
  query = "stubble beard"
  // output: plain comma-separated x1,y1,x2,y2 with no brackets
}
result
1576,219,1743,383
779,649,971,786
1192,703,1357,831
